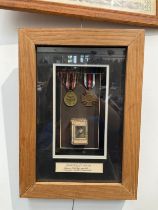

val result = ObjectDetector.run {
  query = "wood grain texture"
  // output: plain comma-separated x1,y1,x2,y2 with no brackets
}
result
0,0,158,27
22,183,133,200
19,30,36,196
122,31,144,198
19,28,144,200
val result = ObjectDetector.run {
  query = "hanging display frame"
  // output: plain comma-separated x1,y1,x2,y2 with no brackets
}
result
19,28,144,200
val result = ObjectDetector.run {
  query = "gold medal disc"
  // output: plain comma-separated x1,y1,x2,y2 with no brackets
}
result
64,91,77,107
81,90,97,107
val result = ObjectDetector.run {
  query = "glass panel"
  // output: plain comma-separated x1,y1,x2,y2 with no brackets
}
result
36,46,126,182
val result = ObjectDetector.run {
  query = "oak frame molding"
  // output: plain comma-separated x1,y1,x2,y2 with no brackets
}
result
0,0,158,27
19,28,144,200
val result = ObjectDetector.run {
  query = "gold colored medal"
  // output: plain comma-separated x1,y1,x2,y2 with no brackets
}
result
64,90,77,107
81,90,97,107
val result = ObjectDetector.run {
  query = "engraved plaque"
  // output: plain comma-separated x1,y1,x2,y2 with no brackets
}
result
56,162,103,173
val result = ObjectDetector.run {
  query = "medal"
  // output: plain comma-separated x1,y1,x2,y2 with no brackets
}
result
81,73,97,107
64,90,77,107
64,72,77,107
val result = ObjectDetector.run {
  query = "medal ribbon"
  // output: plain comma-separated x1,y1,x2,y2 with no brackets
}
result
84,73,95,90
66,72,76,90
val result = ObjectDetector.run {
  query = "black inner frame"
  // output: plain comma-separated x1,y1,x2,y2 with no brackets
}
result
36,46,126,182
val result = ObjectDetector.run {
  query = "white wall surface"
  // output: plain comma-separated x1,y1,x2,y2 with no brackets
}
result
0,9,158,210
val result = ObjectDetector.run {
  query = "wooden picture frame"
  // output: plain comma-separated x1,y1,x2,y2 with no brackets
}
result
19,28,144,200
0,0,158,27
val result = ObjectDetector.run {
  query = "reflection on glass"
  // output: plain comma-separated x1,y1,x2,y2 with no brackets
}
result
36,46,126,182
